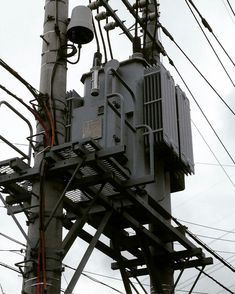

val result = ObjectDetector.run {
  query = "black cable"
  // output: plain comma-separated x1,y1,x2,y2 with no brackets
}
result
196,268,234,294
192,120,235,188
106,17,114,59
194,234,235,243
178,256,235,290
66,45,81,65
195,162,235,168
226,0,235,18
82,272,125,294
179,219,235,234
89,0,100,53
142,0,149,56
223,0,235,25
166,56,235,165
135,0,138,38
160,24,235,116
97,7,108,63
151,0,159,62
0,84,50,147
0,261,20,274
185,0,235,87
0,58,39,99
187,0,235,68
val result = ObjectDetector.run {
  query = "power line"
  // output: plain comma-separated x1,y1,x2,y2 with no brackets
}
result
178,255,235,289
187,0,235,68
223,0,235,25
0,261,20,274
215,250,235,255
195,234,235,243
179,219,235,234
196,267,234,294
184,0,235,87
0,232,26,247
175,290,208,294
160,24,235,116
195,162,235,168
82,272,125,294
63,264,125,293
0,142,29,147
173,218,235,273
216,282,235,294
166,56,235,166
192,121,235,188
226,0,235,19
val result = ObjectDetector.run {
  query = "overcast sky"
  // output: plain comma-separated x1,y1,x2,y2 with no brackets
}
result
0,0,235,293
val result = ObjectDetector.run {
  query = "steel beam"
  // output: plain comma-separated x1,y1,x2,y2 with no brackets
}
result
64,211,112,294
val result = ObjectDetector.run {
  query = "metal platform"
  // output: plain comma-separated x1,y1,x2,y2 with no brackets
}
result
0,139,213,293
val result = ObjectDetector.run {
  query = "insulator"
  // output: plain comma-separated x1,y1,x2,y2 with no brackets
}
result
148,12,156,21
104,21,118,31
95,11,109,21
88,0,103,10
133,0,147,9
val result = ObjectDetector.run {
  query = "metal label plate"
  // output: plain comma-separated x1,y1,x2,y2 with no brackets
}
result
82,117,102,139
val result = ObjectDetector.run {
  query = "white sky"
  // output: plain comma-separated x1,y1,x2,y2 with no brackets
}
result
0,0,235,293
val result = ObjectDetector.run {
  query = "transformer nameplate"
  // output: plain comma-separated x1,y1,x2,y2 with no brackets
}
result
82,118,102,139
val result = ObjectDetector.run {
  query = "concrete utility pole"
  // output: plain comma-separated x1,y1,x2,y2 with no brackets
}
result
22,1,68,293
145,1,174,293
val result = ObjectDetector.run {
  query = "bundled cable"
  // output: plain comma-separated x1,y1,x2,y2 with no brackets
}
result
0,58,56,147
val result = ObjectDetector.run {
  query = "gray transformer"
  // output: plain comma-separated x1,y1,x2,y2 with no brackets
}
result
70,54,194,192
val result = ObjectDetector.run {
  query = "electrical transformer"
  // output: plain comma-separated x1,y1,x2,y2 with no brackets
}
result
68,54,194,192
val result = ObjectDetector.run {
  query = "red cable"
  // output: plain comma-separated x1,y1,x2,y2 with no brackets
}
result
37,247,41,294
43,103,55,146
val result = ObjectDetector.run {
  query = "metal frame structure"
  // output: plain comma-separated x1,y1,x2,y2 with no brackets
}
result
0,1,215,293
0,138,212,293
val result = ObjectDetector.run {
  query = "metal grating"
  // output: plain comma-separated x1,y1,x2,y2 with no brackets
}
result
176,86,194,174
144,64,179,157
101,159,128,181
65,189,89,203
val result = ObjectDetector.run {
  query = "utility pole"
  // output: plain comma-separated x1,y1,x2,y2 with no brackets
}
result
22,1,68,293
145,1,174,293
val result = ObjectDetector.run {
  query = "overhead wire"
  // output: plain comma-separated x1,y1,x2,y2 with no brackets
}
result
226,0,235,18
194,234,235,243
0,58,55,146
187,0,235,68
0,261,20,274
192,120,235,188
82,272,125,294
0,232,26,247
184,0,235,87
196,268,234,294
195,162,235,168
178,219,235,235
0,84,50,146
160,24,235,116
222,0,235,25
216,283,235,294
0,58,39,98
63,263,125,294
165,56,235,166
173,218,235,272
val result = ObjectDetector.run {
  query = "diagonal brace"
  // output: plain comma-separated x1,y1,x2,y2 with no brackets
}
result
62,183,105,257
64,210,112,294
